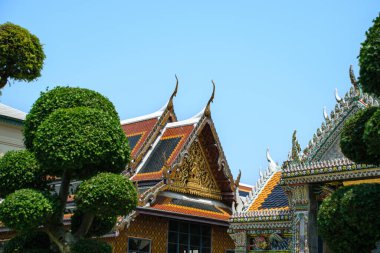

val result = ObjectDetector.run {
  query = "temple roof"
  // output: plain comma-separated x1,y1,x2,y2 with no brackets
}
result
281,67,380,184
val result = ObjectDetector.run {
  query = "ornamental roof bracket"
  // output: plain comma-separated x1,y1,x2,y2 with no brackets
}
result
234,169,241,188
335,88,343,103
323,106,329,121
204,80,215,118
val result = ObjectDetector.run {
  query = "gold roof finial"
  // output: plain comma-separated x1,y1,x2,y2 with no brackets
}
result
167,75,179,110
204,80,215,117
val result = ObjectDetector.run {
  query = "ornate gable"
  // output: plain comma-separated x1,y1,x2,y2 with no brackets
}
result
168,140,221,200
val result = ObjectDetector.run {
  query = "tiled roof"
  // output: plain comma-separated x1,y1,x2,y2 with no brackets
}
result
132,124,194,181
150,196,230,221
248,172,288,211
122,118,159,157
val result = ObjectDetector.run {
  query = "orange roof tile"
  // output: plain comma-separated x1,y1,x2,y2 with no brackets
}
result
249,172,288,211
122,118,158,157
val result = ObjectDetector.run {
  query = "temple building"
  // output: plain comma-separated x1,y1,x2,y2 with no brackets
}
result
229,69,380,253
104,81,237,253
0,81,238,253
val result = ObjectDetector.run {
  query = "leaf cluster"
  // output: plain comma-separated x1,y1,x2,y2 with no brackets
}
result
71,210,117,237
32,107,129,177
359,13,380,96
340,107,379,164
318,184,380,253
4,231,52,253
71,239,112,253
75,173,137,216
24,86,120,150
0,189,53,231
0,150,45,197
0,22,45,88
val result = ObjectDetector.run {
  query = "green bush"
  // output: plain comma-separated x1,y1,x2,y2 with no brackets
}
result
71,210,117,237
33,107,130,177
359,13,380,96
0,189,53,231
340,107,378,163
0,22,45,88
75,173,137,216
363,109,380,163
318,184,380,253
24,86,120,150
71,239,112,253
4,231,51,253
0,150,44,197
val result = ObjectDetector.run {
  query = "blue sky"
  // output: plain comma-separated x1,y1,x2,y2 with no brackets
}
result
0,1,379,184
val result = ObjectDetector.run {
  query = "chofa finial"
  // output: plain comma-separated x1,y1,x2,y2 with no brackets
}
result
204,80,216,117
323,106,329,120
266,148,277,172
166,75,179,110
335,88,342,102
349,65,361,97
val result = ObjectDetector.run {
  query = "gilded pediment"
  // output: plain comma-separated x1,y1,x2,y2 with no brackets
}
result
168,140,221,200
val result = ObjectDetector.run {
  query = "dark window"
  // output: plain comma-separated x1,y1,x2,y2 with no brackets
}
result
128,237,151,253
167,220,211,253
226,250,235,253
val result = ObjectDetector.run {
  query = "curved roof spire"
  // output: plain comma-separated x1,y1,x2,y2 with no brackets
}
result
166,75,179,111
266,148,277,172
204,80,215,117
349,65,362,97
335,88,342,102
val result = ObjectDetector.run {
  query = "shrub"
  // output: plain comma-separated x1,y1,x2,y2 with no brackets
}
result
359,14,380,96
71,239,112,253
33,107,130,177
0,22,45,88
24,86,120,150
318,184,380,253
75,173,137,216
0,189,53,231
363,109,380,163
0,150,44,197
340,107,378,163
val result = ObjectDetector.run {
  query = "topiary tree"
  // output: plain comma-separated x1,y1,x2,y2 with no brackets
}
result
0,150,45,197
318,184,380,253
340,107,378,164
0,87,138,253
0,22,45,89
4,231,52,253
340,13,380,165
24,86,120,150
359,13,380,97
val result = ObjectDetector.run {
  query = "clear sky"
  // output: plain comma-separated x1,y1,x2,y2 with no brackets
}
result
0,1,379,185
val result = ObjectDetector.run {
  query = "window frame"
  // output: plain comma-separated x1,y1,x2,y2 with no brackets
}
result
127,236,152,253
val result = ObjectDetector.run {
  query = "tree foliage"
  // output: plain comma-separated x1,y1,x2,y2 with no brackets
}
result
363,109,380,162
75,173,137,216
71,210,117,237
318,184,380,253
24,86,119,150
340,107,378,164
4,231,52,253
0,87,137,252
0,150,44,197
33,107,130,177
0,189,53,231
0,22,45,89
359,13,380,96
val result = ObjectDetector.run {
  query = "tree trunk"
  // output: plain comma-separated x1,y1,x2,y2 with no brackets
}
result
74,212,95,238
0,75,7,89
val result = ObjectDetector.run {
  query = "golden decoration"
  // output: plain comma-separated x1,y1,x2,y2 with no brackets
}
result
169,141,221,200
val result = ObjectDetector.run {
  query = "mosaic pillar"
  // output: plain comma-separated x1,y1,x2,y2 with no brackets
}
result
289,185,310,253
231,231,247,253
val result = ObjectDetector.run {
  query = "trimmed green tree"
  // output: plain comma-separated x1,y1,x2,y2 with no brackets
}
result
0,22,45,89
318,184,380,253
359,13,380,96
0,87,137,253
